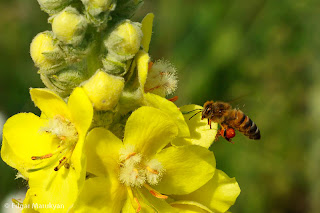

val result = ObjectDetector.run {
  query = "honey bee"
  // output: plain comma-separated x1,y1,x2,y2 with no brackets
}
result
192,101,261,142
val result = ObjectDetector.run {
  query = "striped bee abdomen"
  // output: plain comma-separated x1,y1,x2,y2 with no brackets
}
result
227,109,261,140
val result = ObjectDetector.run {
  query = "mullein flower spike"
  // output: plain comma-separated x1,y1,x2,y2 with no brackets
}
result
0,0,243,212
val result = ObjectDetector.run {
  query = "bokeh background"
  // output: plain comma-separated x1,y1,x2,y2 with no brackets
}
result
0,0,319,212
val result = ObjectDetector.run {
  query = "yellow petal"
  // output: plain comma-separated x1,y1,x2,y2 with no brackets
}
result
141,13,154,52
121,197,136,213
137,50,150,91
153,145,215,195
172,169,241,213
171,201,213,213
30,88,70,119
23,189,43,213
85,128,123,177
143,93,190,137
71,177,127,213
27,167,82,212
123,106,178,158
138,187,179,213
27,138,86,212
173,105,217,148
1,113,56,178
68,87,93,136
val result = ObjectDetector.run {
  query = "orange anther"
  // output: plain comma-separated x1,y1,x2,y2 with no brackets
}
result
31,153,53,160
149,190,168,199
146,166,159,174
59,136,67,141
168,96,178,102
134,197,141,212
148,61,154,71
126,152,137,160
144,184,168,199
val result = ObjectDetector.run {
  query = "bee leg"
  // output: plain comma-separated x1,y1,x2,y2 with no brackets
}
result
220,124,234,144
208,119,212,129
215,129,221,141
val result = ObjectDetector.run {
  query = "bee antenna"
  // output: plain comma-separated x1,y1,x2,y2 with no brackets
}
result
189,111,202,120
182,109,202,115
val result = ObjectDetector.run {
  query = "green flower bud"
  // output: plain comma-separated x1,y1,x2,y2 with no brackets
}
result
52,7,88,45
83,70,125,111
102,54,131,76
104,20,142,61
30,31,63,70
40,62,89,97
37,0,73,14
81,0,114,16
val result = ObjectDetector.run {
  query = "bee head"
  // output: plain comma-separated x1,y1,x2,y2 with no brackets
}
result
202,101,231,120
202,101,214,119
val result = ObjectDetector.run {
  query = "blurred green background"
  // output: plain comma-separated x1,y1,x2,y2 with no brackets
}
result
0,0,319,212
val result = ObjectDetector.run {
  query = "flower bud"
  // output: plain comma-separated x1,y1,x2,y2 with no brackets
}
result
144,60,178,97
83,70,125,111
52,7,87,45
104,20,142,61
102,54,130,76
37,0,73,14
40,63,88,97
30,31,63,70
81,0,114,16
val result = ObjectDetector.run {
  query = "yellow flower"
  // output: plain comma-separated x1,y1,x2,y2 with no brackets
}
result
171,169,241,213
1,88,93,212
71,106,216,213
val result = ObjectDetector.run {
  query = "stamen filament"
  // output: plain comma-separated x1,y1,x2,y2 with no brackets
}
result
144,184,168,199
30,144,67,161
54,157,67,171
134,197,141,213
148,62,154,70
31,153,53,160
127,187,141,213
146,166,159,174
125,152,137,160
54,144,76,171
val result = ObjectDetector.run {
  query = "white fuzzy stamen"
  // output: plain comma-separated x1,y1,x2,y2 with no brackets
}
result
119,145,136,161
144,60,178,96
118,146,164,187
40,115,78,142
145,159,164,185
